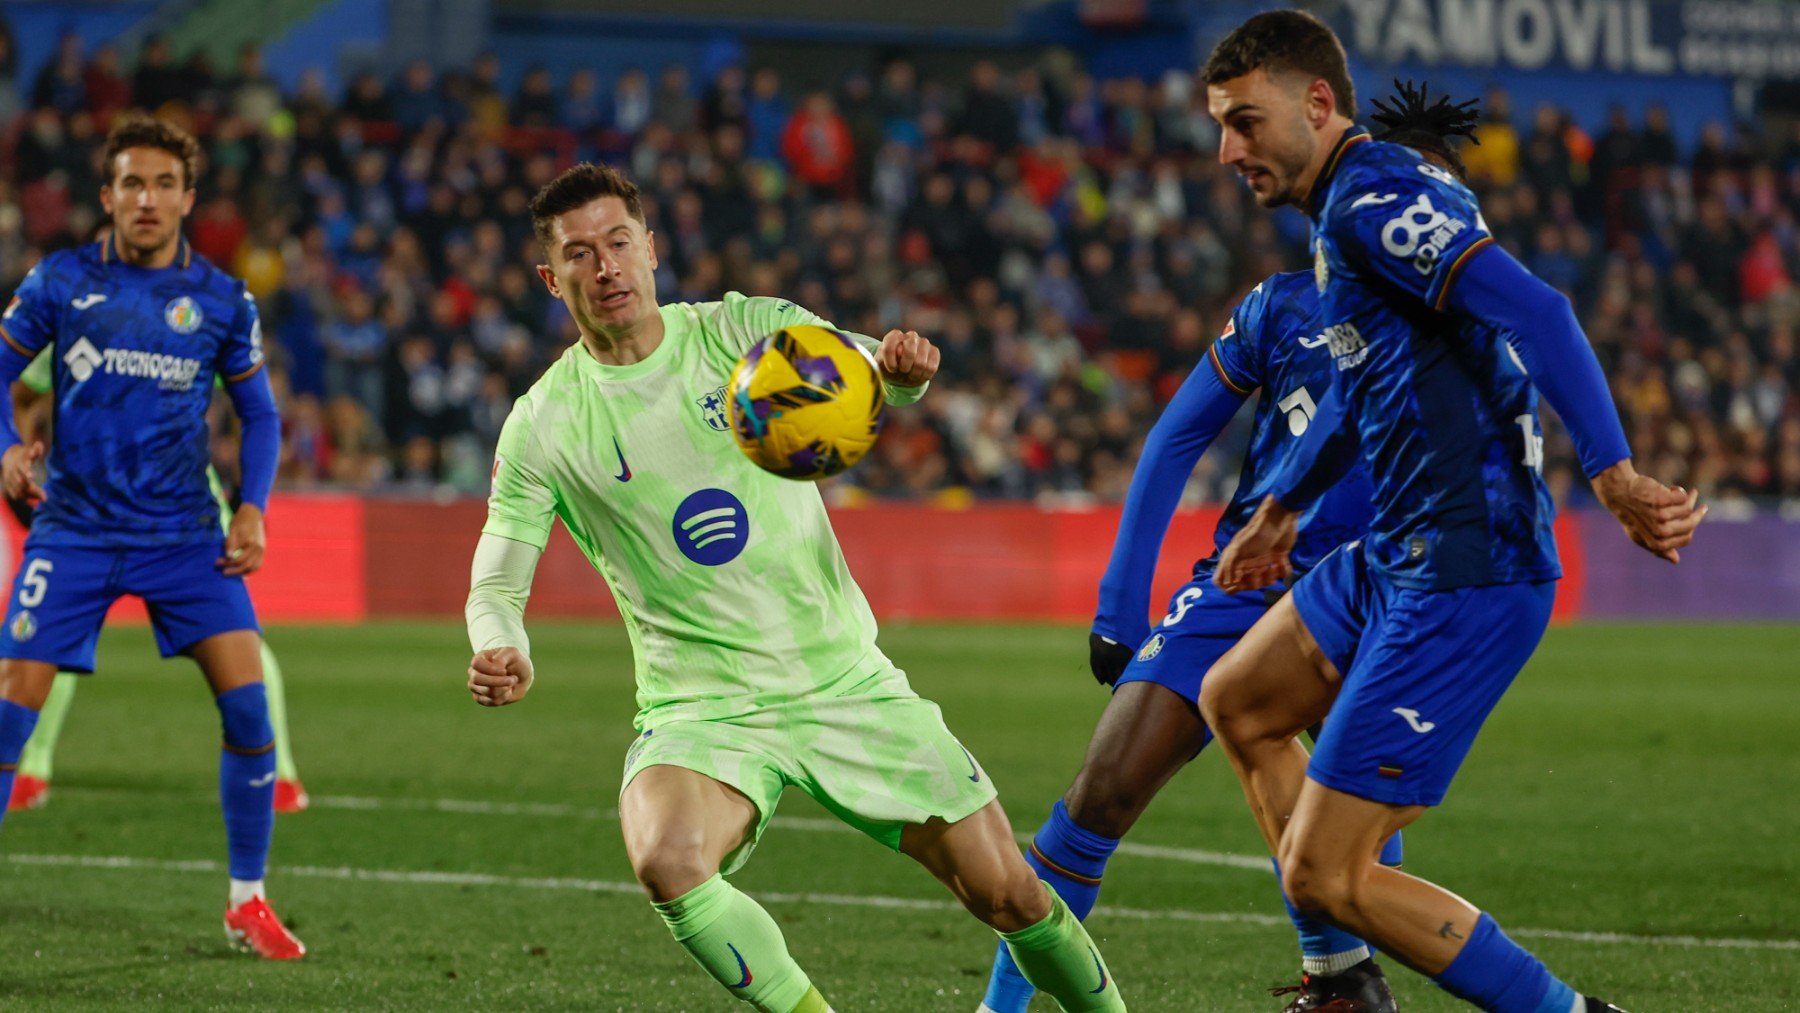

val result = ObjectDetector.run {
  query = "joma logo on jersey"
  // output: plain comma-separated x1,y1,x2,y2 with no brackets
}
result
63,336,202,390
695,386,730,432
1318,323,1368,371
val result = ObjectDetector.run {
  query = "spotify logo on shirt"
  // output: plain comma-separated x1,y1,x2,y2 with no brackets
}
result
673,489,749,565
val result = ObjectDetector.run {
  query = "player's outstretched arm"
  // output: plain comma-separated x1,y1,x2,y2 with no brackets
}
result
1092,362,1247,682
1447,244,1707,562
465,532,544,707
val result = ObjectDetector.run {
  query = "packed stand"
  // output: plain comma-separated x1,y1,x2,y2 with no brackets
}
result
2,21,1798,514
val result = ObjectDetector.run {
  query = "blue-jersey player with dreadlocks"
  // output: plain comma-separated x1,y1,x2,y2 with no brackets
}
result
980,83,1503,1013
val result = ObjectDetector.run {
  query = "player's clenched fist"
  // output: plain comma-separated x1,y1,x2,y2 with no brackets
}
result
468,646,535,707
2,441,46,504
875,329,940,387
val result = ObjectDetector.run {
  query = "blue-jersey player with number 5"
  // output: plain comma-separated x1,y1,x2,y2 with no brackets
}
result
1196,13,1705,1012
0,114,303,959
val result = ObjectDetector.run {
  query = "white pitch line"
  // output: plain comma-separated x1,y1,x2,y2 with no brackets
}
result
7,853,1797,953
311,795,1275,871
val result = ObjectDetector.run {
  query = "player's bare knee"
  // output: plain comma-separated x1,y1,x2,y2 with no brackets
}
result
632,852,715,902
1198,679,1257,749
966,864,1048,933
0,661,54,709
1278,841,1360,921
627,833,717,901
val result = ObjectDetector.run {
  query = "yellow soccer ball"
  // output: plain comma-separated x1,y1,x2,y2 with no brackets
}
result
727,325,885,480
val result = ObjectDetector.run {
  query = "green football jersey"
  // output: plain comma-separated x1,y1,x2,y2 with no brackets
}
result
485,293,921,727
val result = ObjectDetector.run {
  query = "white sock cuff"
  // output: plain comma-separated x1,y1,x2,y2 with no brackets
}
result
1301,944,1371,977
228,878,266,908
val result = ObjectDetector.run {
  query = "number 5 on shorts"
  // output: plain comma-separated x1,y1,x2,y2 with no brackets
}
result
19,558,52,607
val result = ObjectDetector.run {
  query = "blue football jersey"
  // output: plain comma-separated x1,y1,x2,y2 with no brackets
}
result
1207,271,1373,577
1305,128,1560,590
0,236,265,547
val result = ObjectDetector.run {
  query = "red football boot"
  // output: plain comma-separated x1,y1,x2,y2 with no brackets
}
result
274,778,310,814
224,896,306,960
8,774,49,811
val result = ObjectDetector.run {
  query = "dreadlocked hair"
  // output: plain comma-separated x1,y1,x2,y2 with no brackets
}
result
1370,79,1481,181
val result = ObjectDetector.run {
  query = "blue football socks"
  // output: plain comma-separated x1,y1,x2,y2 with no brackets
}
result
0,698,40,833
215,684,276,883
1437,912,1580,1013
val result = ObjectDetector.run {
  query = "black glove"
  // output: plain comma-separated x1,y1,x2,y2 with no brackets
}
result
1089,632,1134,686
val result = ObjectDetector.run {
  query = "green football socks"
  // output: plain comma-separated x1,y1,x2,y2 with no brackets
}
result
16,672,75,780
1000,886,1126,1012
654,873,821,1013
260,641,299,781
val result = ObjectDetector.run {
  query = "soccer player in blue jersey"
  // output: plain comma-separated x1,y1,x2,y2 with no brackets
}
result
0,114,303,959
1194,13,1705,1012
980,85,1490,1013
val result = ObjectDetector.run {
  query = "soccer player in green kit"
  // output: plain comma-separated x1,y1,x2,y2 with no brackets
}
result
463,163,1127,1013
6,347,308,813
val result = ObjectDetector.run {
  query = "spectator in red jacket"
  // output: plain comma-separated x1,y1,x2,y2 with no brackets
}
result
781,91,854,197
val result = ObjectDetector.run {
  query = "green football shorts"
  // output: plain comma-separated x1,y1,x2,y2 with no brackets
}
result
620,665,998,874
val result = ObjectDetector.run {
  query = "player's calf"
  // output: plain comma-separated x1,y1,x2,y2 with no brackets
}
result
214,683,277,897
0,699,39,832
654,873,826,1013
0,659,57,833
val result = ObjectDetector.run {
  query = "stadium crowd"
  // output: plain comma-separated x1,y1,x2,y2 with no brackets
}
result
3,22,1800,513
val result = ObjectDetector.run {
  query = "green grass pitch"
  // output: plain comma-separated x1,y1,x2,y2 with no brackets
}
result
0,620,1794,1010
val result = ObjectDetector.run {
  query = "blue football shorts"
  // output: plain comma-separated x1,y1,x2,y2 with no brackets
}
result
1292,540,1555,807
1115,572,1282,743
0,539,260,673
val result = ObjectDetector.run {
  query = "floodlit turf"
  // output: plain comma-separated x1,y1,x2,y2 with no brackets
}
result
0,620,1794,1010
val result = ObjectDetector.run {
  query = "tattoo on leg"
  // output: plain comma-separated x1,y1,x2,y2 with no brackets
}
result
1438,921,1464,941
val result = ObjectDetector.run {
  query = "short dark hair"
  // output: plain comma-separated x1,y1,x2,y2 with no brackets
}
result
529,162,645,249
1202,10,1355,119
103,112,202,189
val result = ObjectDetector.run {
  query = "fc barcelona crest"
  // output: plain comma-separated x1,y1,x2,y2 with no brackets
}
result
695,386,730,431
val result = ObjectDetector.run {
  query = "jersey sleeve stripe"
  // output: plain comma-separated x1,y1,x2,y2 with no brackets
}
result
223,360,266,383
1209,342,1256,396
1432,235,1497,312
0,324,32,358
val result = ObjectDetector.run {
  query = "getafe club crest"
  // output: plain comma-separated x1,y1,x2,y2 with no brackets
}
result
165,296,203,334
695,386,730,432
1313,239,1329,293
